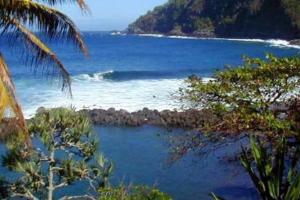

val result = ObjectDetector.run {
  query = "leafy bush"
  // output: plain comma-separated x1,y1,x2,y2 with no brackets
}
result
99,185,172,200
212,136,300,200
181,54,300,139
2,108,113,200
1,108,171,200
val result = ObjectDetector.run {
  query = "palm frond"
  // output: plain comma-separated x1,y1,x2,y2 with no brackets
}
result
0,53,27,135
0,0,88,55
38,0,90,11
3,18,72,94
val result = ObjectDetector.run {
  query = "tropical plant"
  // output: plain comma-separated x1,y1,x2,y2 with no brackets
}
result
0,0,88,138
0,176,10,199
2,108,113,200
241,137,300,200
99,185,172,200
175,54,300,198
211,136,300,200
1,108,172,200
173,54,300,157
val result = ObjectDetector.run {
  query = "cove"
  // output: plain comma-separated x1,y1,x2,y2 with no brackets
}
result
96,125,258,200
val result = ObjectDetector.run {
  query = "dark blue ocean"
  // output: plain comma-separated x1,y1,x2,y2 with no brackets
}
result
1,32,298,117
1,32,299,199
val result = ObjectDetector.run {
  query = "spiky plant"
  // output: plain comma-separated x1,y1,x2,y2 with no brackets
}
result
240,137,300,200
2,108,113,200
211,136,300,200
0,0,88,138
99,185,172,200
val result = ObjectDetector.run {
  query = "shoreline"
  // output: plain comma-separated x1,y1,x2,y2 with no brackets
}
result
114,32,300,49
138,34,300,49
79,107,211,130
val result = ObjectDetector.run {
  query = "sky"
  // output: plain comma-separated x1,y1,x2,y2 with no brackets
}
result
58,0,168,31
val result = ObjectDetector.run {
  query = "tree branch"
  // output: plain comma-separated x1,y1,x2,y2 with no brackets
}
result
59,195,97,200
54,182,68,190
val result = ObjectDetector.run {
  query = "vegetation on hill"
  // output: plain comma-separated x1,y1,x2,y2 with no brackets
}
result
128,0,300,39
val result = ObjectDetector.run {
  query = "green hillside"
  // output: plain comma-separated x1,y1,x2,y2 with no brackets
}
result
127,0,300,39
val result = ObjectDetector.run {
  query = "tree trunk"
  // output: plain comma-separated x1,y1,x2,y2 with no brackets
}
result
48,150,55,200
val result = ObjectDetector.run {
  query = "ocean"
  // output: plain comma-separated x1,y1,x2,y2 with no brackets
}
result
1,32,299,118
1,32,299,199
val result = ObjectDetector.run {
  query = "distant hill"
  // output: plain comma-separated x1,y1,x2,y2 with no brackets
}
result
127,0,300,39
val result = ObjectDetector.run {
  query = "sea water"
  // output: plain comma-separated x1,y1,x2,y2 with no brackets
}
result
0,32,299,199
1,32,298,117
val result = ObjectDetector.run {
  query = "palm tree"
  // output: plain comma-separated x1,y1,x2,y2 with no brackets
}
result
0,0,89,139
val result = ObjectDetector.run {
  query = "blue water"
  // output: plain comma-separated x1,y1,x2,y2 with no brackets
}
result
97,126,258,200
0,32,298,117
0,125,258,200
0,33,299,199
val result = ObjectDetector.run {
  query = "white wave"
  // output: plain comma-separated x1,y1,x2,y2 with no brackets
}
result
265,39,300,49
73,70,114,82
17,78,188,118
214,38,300,49
138,33,198,40
137,34,165,38
202,77,215,83
110,31,126,36
136,33,300,49
266,39,289,46
167,35,198,40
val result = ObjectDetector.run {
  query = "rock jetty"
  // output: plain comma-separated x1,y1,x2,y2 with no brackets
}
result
81,107,214,130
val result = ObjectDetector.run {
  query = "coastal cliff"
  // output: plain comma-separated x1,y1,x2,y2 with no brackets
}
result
127,0,300,40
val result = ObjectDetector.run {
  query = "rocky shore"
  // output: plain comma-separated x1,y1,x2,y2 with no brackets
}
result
290,39,300,46
81,107,213,130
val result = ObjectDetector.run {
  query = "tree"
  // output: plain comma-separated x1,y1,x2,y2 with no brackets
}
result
211,136,300,200
99,185,172,200
1,108,172,200
175,54,300,157
2,108,113,200
0,0,88,138
177,54,300,199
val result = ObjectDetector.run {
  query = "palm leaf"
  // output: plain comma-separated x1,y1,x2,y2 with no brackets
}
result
3,18,72,94
40,0,90,11
0,0,89,143
0,53,27,136
285,173,300,200
0,0,88,54
210,193,226,200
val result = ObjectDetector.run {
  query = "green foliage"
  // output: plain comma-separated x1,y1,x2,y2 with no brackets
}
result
210,193,225,200
128,0,300,39
169,48,300,200
99,185,172,200
0,177,10,199
2,108,113,200
0,0,88,135
1,108,171,200
194,17,214,31
212,136,300,200
182,54,300,138
241,137,300,200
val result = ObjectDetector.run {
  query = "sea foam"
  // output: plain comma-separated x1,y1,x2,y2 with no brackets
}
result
136,34,300,49
19,76,187,118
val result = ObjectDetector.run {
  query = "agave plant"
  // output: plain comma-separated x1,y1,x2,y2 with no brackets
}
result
241,137,300,200
211,137,300,200
0,0,88,138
